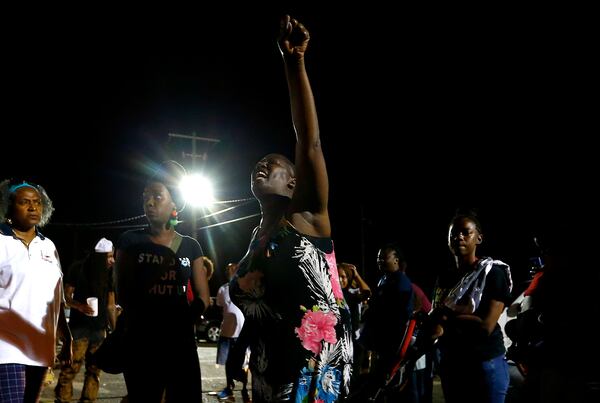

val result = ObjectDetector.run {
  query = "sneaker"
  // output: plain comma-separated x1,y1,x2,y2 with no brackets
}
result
217,387,234,401
241,389,251,403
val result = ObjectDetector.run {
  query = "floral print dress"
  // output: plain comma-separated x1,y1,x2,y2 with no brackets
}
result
230,222,353,402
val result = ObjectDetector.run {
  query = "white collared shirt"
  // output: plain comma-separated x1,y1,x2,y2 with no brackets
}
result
0,232,63,366
216,284,245,338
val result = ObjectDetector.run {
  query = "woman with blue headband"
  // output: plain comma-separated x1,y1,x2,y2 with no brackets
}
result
0,179,73,403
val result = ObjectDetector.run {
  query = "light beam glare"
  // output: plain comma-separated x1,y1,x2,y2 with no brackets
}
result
180,174,215,208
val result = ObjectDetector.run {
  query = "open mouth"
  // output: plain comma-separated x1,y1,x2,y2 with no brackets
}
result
255,170,268,179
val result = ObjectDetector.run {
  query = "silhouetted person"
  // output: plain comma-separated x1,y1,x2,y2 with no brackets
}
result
529,224,600,403
358,243,414,402
216,263,250,402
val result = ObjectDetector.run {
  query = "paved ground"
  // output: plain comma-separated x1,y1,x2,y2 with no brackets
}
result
40,343,445,402
40,343,247,403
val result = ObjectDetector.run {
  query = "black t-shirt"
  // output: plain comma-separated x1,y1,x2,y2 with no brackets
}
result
359,270,414,354
66,253,114,338
434,262,512,361
116,229,202,341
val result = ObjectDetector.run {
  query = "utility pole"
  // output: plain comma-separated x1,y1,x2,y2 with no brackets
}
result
360,203,366,276
168,132,220,240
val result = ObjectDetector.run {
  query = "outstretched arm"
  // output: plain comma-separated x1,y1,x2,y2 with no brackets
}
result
279,15,330,237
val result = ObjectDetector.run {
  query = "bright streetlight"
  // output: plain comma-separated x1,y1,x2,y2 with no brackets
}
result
180,174,215,208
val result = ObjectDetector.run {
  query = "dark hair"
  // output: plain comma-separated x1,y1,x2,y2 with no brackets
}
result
450,208,482,234
146,160,187,210
337,262,355,284
0,179,55,227
380,242,407,265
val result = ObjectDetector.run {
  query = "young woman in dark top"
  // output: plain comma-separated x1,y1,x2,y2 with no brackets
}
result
115,161,210,402
431,210,512,403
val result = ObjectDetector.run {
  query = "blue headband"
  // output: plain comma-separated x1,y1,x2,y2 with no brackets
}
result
8,182,38,194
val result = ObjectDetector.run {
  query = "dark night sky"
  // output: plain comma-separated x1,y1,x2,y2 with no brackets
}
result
4,6,594,294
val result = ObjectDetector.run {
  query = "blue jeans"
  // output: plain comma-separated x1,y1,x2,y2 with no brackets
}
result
441,354,509,403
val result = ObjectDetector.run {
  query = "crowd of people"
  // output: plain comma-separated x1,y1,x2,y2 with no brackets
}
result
1,14,597,403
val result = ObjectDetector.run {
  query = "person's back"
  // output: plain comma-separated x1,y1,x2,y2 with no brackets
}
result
217,263,243,339
216,262,250,402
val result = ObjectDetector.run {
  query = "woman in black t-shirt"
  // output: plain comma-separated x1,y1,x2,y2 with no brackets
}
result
431,210,512,403
115,161,210,403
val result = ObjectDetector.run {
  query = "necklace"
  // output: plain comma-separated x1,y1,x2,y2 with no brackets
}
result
11,228,34,248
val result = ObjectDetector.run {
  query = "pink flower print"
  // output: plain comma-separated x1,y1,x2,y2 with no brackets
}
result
295,309,338,355
325,250,344,300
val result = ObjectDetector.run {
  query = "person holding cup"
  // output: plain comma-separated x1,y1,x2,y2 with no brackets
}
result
55,237,117,403
86,297,99,317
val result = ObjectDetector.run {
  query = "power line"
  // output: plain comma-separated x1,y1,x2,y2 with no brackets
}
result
49,198,257,228
197,200,255,220
197,213,261,231
212,197,255,205
167,133,221,143
49,214,147,227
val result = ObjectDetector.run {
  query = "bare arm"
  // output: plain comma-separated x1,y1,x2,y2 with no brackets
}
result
279,15,330,237
454,299,506,335
351,265,372,301
56,301,72,365
106,291,117,331
435,299,506,337
190,256,210,317
114,249,132,312
64,284,95,316
428,297,506,341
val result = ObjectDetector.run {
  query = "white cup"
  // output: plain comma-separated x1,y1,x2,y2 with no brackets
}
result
86,297,98,317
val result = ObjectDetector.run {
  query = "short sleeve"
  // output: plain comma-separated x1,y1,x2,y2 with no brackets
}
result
484,265,512,304
180,236,203,262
